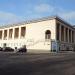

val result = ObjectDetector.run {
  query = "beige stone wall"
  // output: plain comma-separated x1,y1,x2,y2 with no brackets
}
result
0,19,56,52
26,19,56,40
0,17,74,52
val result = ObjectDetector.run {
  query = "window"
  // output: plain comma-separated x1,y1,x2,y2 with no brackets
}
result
45,30,51,40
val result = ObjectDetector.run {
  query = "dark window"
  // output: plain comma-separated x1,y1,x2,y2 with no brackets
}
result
45,30,51,40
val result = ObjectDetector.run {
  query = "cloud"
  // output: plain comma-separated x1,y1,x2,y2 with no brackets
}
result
0,11,23,25
60,11,75,20
34,4,54,13
0,3,75,25
58,11,75,24
26,3,75,24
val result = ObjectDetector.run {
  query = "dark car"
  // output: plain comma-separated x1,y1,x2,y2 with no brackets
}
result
0,47,3,51
3,47,14,52
18,47,27,52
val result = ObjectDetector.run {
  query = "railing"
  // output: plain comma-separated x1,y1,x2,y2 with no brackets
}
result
26,39,51,47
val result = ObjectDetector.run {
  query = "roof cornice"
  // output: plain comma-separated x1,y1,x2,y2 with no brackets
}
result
0,16,57,29
0,16,74,30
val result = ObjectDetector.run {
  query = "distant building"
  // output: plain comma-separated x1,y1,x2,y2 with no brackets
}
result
0,16,75,53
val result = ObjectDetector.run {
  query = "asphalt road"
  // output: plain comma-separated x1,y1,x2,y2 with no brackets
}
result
0,52,75,75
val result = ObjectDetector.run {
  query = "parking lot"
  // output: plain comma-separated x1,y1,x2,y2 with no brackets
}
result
0,51,75,75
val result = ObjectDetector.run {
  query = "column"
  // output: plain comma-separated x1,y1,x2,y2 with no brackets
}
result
71,30,72,43
64,27,66,42
73,31,74,43
7,29,9,40
59,25,61,41
74,31,75,43
68,28,69,43
19,27,21,39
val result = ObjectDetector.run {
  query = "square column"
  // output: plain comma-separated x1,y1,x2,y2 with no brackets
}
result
64,27,66,42
68,28,69,43
59,25,61,41
74,31,75,43
73,31,74,43
71,30,72,43
7,29,9,40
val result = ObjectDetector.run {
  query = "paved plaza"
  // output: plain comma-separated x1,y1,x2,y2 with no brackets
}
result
0,52,75,75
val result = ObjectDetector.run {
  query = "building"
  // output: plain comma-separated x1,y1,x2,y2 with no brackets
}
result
0,16,75,53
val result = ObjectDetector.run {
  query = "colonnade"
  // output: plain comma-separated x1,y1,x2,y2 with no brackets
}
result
0,26,26,40
56,23,75,43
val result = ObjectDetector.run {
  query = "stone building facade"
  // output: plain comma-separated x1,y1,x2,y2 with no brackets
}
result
0,16,75,53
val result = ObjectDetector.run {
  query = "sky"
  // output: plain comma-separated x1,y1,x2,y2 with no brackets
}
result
0,0,75,25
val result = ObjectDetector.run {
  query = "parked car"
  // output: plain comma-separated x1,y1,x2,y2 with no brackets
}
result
0,47,3,51
3,47,14,52
18,47,27,52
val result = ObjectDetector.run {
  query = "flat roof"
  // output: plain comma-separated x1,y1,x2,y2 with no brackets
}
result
0,16,74,29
